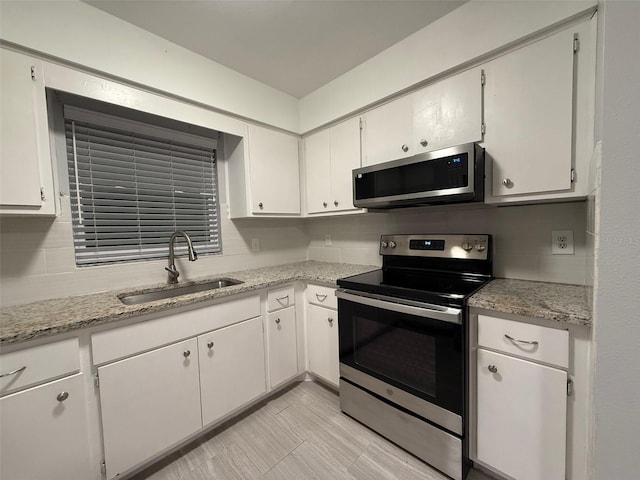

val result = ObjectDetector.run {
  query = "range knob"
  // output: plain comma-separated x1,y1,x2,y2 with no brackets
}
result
388,241,397,249
381,241,388,248
462,242,474,252
475,243,486,252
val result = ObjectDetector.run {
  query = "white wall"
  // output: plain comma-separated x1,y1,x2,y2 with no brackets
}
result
0,0,299,132
307,202,588,285
299,0,597,132
591,1,640,477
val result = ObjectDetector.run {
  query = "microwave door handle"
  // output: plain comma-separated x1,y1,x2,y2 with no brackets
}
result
335,289,461,325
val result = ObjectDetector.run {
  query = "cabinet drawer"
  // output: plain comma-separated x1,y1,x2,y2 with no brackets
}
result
1,338,80,396
306,284,337,309
267,285,295,312
478,315,568,369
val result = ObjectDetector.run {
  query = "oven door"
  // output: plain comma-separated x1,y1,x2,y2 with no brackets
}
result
337,289,464,434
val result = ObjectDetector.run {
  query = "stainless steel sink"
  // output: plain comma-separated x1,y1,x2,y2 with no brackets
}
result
118,278,244,305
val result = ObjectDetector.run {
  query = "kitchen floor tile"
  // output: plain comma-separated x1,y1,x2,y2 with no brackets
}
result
130,380,495,480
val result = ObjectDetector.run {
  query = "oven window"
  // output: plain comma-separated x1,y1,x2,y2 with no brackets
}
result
353,315,436,397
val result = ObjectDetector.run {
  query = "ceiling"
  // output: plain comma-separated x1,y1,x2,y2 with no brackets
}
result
85,1,467,98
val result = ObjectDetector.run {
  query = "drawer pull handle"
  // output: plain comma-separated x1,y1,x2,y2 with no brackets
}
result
57,392,69,402
328,317,334,325
275,318,281,325
488,365,498,374
315,293,327,301
0,366,26,378
183,350,191,358
207,341,214,349
504,334,539,346
276,295,289,304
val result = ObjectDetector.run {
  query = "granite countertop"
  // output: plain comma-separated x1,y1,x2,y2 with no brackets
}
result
468,278,592,326
0,261,377,346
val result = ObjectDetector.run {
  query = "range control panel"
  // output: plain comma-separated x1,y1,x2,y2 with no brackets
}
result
379,234,490,260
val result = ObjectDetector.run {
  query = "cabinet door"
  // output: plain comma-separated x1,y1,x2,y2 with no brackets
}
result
266,307,298,388
0,374,92,480
247,124,300,214
304,129,332,214
361,94,413,166
329,117,361,212
98,338,201,479
0,49,54,214
306,304,339,387
477,349,567,480
199,317,266,426
413,68,483,154
484,29,575,198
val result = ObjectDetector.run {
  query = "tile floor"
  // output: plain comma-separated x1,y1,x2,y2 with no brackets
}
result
130,380,494,480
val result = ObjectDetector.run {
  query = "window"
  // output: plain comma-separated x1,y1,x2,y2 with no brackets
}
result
64,106,221,266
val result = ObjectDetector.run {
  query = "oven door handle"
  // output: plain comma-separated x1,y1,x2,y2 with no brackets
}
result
336,289,461,325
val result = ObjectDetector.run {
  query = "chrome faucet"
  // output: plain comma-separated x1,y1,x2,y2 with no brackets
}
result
165,231,198,284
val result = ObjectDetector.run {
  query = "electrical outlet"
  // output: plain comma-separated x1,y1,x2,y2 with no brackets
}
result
251,238,260,252
552,230,574,255
325,235,332,246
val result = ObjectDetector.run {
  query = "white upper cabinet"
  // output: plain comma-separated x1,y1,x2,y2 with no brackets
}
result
304,117,362,215
0,48,56,216
483,19,595,203
361,94,413,167
412,68,483,154
227,124,301,218
361,69,483,168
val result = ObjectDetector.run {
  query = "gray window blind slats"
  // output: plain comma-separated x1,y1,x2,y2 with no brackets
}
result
65,112,221,266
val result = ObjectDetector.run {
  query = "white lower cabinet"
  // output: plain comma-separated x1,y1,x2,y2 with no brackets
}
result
0,373,92,480
266,307,298,388
198,317,266,426
476,348,567,480
98,338,202,479
306,303,339,387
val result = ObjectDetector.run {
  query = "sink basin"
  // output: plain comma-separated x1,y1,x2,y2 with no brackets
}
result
118,278,244,305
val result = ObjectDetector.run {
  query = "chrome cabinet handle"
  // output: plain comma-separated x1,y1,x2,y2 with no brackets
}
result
275,318,281,324
315,293,327,301
183,350,191,358
419,139,428,147
57,391,69,402
0,365,26,378
333,200,339,207
488,365,498,373
276,295,289,305
401,144,409,152
328,317,334,325
504,334,539,346
258,202,264,209
207,341,214,349
502,178,513,188
323,202,328,208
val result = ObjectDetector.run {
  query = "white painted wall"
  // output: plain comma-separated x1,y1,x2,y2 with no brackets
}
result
591,1,640,477
0,0,299,132
299,0,597,132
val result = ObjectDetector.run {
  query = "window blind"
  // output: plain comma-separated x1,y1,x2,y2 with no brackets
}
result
64,106,221,266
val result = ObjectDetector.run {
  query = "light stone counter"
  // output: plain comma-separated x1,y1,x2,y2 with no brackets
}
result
468,278,592,326
0,261,377,346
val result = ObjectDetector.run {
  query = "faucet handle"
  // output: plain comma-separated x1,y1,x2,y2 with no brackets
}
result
191,251,198,261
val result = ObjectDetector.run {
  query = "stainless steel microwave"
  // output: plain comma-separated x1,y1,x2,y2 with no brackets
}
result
353,143,484,209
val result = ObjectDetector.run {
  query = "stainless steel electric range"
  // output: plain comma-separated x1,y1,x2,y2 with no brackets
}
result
336,234,492,480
